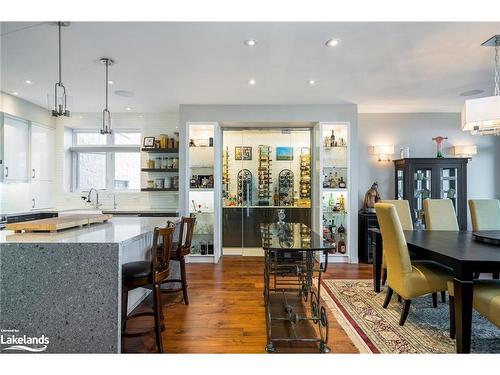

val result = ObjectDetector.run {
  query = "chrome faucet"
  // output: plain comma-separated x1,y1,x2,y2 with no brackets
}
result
86,188,102,209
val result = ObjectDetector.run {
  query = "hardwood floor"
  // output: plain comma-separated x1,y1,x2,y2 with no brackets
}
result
121,256,373,354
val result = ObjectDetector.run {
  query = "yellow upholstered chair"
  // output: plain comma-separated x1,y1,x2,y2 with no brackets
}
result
469,199,500,231
375,203,452,325
448,280,500,339
423,199,459,231
380,200,413,285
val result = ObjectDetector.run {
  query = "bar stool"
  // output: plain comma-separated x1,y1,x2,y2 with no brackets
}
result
121,224,175,353
161,216,196,305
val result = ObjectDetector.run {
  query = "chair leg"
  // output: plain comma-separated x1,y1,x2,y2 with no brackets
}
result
493,272,499,280
381,268,387,286
399,299,411,326
432,293,438,308
449,295,456,339
441,291,446,303
153,283,164,353
383,287,393,308
397,295,402,302
121,288,129,332
474,272,480,279
180,256,189,305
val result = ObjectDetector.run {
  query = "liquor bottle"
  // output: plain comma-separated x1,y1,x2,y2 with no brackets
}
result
339,194,345,213
328,193,334,208
323,174,329,188
334,171,339,187
337,224,347,254
328,172,334,188
339,176,346,189
330,130,335,147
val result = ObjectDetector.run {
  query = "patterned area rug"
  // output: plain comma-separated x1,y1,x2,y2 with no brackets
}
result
321,279,500,354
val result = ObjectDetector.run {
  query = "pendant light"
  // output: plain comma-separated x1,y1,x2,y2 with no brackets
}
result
50,22,71,117
461,35,500,136
100,58,114,135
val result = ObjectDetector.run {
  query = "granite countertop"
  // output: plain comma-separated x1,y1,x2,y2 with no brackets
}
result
0,217,180,245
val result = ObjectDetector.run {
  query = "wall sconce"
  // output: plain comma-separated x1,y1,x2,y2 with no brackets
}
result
451,145,477,158
369,145,395,162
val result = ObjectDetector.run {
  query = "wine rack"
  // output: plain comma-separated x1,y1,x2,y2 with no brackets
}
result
258,145,272,206
278,169,294,206
299,148,311,200
237,169,253,206
222,146,230,199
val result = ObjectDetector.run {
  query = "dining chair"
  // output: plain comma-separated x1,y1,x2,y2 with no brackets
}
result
469,199,500,231
161,216,196,305
380,200,413,286
423,199,459,231
375,203,452,325
448,280,500,339
121,225,175,353
469,199,500,279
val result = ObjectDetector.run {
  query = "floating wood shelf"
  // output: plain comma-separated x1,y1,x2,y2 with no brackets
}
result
141,148,179,153
141,168,179,172
141,188,179,192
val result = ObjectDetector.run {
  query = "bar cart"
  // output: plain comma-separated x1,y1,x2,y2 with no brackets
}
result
260,219,331,353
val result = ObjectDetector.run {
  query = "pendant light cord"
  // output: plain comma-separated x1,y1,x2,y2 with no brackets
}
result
494,38,499,96
105,59,109,110
58,22,62,85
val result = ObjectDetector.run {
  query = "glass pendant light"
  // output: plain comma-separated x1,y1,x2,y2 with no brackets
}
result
49,22,71,117
100,58,114,134
462,35,500,136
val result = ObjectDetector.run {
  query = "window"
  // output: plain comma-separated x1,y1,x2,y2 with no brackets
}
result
71,129,141,192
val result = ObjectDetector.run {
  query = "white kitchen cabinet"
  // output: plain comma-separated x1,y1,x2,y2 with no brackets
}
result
31,123,55,181
31,181,54,209
2,115,29,182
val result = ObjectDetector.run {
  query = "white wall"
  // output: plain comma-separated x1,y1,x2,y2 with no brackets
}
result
0,92,55,214
358,112,500,228
54,112,179,210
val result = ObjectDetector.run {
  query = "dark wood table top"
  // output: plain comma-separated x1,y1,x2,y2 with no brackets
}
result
370,229,500,263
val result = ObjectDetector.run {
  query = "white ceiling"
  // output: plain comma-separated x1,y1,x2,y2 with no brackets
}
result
1,22,499,113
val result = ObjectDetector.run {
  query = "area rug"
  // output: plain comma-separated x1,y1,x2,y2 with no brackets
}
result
321,279,500,354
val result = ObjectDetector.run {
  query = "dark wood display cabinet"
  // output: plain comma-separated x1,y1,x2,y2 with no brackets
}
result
394,157,469,230
358,210,379,263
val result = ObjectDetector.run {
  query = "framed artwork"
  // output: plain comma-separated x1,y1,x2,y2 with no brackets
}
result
235,146,252,160
143,136,156,148
276,146,293,161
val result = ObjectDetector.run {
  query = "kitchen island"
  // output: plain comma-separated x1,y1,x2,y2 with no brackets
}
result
0,216,179,353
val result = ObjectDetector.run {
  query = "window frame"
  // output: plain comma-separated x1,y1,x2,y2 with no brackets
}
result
70,128,141,192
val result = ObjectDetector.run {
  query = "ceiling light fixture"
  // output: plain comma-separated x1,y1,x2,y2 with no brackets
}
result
12,92,19,96
248,79,256,85
325,39,339,47
126,107,132,111
308,80,316,85
108,80,114,85
100,57,114,134
244,39,257,47
49,22,71,117
462,35,500,136
25,80,32,84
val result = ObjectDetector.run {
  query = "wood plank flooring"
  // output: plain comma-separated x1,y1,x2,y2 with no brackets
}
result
121,256,372,354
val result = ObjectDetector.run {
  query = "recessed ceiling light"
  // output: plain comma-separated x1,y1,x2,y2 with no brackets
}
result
308,80,316,85
126,107,132,111
325,39,339,47
460,89,484,97
108,80,114,85
12,91,19,96
25,80,32,84
244,39,257,47
248,79,256,86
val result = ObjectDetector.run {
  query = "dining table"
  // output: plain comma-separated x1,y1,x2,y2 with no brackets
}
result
370,228,500,354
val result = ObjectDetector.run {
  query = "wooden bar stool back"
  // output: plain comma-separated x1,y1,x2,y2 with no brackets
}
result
161,216,196,305
121,225,175,353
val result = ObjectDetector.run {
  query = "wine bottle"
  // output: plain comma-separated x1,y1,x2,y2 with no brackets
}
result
330,130,335,147
339,176,346,188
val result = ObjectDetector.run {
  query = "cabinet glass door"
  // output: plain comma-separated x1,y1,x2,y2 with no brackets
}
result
440,167,458,214
396,169,404,199
413,168,432,220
